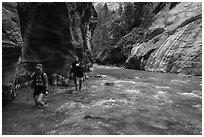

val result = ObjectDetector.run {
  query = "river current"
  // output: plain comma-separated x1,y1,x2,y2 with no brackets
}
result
2,64,202,135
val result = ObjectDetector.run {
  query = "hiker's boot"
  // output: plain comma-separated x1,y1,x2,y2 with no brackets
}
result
35,102,39,106
75,85,78,91
39,101,46,106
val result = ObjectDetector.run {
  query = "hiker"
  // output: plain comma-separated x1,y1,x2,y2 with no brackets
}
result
30,63,49,106
52,73,58,86
69,57,85,91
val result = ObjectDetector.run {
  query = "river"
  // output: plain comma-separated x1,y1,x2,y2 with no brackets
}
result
2,64,202,135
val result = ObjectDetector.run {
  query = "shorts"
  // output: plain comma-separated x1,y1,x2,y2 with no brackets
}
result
73,72,84,78
33,86,46,97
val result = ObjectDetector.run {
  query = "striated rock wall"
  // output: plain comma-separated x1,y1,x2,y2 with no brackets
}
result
17,2,97,75
125,2,202,76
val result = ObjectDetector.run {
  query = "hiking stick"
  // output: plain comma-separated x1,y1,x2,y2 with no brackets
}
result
84,75,88,92
27,88,30,102
67,78,70,87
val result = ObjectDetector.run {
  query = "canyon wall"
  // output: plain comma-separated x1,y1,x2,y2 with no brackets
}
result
126,2,202,75
2,2,97,105
17,2,97,75
96,2,202,76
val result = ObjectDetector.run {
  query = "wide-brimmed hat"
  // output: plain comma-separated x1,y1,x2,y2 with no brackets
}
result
35,63,43,69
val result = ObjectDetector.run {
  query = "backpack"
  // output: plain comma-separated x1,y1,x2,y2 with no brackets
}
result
31,72,46,87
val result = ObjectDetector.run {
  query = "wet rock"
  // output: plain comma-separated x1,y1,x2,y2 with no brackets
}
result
94,75,102,78
104,82,115,86
93,74,107,78
84,115,93,119
84,115,104,120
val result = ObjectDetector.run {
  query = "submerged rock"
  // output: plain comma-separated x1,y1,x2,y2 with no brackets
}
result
104,82,115,86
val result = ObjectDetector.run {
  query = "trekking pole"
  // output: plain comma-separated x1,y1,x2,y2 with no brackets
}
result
67,78,70,88
84,75,88,92
66,73,70,87
27,88,30,102
67,72,74,94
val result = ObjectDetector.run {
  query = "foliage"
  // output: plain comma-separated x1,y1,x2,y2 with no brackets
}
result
140,3,155,37
92,2,156,58
117,4,123,15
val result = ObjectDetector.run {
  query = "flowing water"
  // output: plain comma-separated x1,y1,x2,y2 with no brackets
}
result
2,64,202,135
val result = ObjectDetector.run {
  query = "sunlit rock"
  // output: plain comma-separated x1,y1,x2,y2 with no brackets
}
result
96,2,201,76
126,2,202,76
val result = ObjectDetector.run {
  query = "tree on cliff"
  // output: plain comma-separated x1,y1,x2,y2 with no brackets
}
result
140,3,155,39
121,3,135,31
92,2,156,60
121,2,148,32
103,3,109,18
96,3,111,26
92,3,113,56
117,4,123,16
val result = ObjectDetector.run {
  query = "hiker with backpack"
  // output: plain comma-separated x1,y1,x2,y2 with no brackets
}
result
69,57,85,91
30,63,49,106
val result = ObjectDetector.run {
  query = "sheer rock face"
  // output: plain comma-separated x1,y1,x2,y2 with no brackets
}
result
2,2,23,85
2,2,23,105
17,2,97,75
125,2,202,76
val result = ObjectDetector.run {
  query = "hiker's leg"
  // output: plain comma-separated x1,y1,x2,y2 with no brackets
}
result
37,93,45,106
33,87,39,105
79,77,83,90
73,76,78,90
34,95,39,105
36,87,46,106
84,73,88,79
67,79,70,87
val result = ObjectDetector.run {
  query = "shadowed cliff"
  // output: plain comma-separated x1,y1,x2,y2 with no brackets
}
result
2,2,97,105
17,2,97,74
